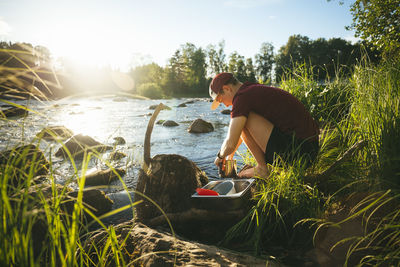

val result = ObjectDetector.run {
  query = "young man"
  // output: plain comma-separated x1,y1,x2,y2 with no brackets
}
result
210,72,319,178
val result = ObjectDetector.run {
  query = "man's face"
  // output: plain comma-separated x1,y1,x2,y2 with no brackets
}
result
217,86,233,107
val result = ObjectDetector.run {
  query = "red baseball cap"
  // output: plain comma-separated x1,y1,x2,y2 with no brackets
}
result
209,72,233,110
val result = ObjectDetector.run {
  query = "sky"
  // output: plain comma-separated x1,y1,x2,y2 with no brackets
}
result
0,0,358,70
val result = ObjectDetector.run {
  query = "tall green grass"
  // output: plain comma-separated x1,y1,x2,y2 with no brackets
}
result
280,62,353,126
0,140,134,266
226,58,400,265
350,59,400,189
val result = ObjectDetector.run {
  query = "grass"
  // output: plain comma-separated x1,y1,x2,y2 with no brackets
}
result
224,57,400,265
0,140,134,266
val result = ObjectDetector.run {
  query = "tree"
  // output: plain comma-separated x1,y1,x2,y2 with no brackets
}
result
137,82,163,99
274,34,378,81
348,0,400,57
206,40,227,76
181,43,207,94
275,35,311,81
245,58,257,83
130,63,164,93
228,51,247,81
162,43,207,96
255,42,274,83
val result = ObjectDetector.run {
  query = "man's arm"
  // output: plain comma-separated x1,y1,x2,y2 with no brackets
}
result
219,116,247,158
227,137,242,160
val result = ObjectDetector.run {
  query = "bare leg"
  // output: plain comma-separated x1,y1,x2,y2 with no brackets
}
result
238,112,274,178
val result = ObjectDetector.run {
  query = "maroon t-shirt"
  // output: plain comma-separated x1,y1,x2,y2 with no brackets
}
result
231,82,319,142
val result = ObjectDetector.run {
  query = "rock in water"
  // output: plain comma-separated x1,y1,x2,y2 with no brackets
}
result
162,120,179,127
149,104,171,110
55,134,112,159
108,151,127,161
64,189,114,218
0,144,49,187
113,136,126,145
36,126,74,141
0,105,28,118
135,154,208,222
188,119,214,133
82,167,126,186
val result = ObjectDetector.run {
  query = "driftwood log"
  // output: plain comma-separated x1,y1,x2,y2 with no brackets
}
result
135,103,209,226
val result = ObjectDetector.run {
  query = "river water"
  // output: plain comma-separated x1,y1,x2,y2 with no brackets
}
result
1,96,248,195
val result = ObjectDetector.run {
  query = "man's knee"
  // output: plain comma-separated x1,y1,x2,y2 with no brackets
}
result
244,112,274,151
245,112,273,130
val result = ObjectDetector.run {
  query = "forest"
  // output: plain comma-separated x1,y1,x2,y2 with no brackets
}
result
1,34,380,99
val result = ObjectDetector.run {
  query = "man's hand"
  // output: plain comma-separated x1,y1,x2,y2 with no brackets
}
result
214,156,225,167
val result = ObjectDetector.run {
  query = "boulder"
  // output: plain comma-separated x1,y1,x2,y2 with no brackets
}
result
36,126,74,141
0,105,28,118
221,109,231,115
65,189,114,217
0,144,49,187
23,183,71,203
11,184,112,260
55,134,113,159
188,119,214,133
108,151,127,161
82,167,126,186
162,120,179,127
113,136,126,145
156,119,165,125
149,104,171,110
82,222,275,267
177,103,187,107
135,154,208,222
11,183,69,258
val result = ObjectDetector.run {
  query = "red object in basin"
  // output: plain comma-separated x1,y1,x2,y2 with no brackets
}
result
196,188,219,196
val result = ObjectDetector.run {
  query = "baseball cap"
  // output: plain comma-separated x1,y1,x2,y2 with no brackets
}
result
209,72,233,110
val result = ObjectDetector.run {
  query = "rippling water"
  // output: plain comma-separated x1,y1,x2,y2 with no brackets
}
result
1,96,248,193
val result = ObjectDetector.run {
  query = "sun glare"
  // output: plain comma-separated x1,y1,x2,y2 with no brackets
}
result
46,20,132,70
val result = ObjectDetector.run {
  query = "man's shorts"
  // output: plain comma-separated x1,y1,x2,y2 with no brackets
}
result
265,126,319,167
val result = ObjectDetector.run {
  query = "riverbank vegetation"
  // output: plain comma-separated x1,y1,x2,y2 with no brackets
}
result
225,57,400,265
1,0,400,265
